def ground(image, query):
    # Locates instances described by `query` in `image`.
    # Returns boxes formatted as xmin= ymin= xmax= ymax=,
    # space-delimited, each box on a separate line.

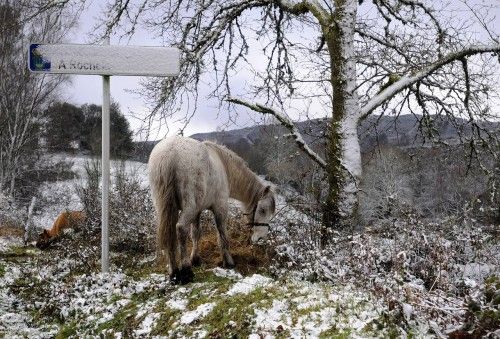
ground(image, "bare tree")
xmin=359 ymin=146 xmax=413 ymax=223
xmin=97 ymin=0 xmax=500 ymax=239
xmin=0 ymin=1 xmax=78 ymax=198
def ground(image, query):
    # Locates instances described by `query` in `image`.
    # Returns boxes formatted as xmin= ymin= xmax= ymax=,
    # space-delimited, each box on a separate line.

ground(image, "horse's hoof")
xmin=191 ymin=256 xmax=201 ymax=267
xmin=170 ymin=266 xmax=194 ymax=285
xmin=218 ymin=260 xmax=235 ymax=269
xmin=169 ymin=268 xmax=182 ymax=284
xmin=224 ymin=262 xmax=236 ymax=269
xmin=179 ymin=266 xmax=194 ymax=284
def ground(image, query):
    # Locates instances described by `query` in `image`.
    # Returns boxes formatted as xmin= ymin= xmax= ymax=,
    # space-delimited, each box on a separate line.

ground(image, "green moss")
xmin=0 ymin=245 xmax=37 ymax=259
xmin=201 ymin=286 xmax=276 ymax=337
xmin=289 ymin=302 xmax=323 ymax=326
xmin=55 ymin=321 xmax=77 ymax=339
xmin=0 ymin=263 xmax=5 ymax=278
xmin=485 ymin=275 xmax=500 ymax=291
xmin=477 ymin=308 xmax=500 ymax=334
xmin=150 ymin=303 xmax=181 ymax=336
xmin=319 ymin=326 xmax=352 ymax=338
xmin=107 ymin=294 xmax=122 ymax=304
xmin=362 ymin=312 xmax=401 ymax=338
xmin=96 ymin=300 xmax=138 ymax=335
xmin=124 ymin=262 xmax=161 ymax=279
xmin=185 ymin=270 xmax=235 ymax=310
xmin=152 ymin=270 xmax=278 ymax=337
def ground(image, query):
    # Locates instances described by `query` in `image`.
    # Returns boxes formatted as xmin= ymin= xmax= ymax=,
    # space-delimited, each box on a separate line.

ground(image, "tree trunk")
xmin=322 ymin=0 xmax=360 ymax=244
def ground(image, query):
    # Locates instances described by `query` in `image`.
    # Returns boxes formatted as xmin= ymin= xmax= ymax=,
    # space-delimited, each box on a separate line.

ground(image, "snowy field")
xmin=0 ymin=248 xmax=404 ymax=338
xmin=0 ymin=154 xmax=498 ymax=338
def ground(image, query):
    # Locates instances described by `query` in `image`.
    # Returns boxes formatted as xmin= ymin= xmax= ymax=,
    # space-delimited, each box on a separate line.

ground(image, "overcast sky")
xmin=61 ymin=0 xmax=500 ymax=141
xmin=60 ymin=1 xmax=240 ymax=140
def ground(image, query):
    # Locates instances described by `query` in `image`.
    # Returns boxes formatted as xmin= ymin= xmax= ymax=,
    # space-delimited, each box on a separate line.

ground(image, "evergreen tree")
xmin=45 ymin=102 xmax=84 ymax=151
xmin=80 ymin=102 xmax=134 ymax=158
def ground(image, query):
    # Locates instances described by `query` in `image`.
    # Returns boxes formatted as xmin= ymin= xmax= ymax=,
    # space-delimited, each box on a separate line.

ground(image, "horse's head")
xmin=35 ymin=229 xmax=52 ymax=249
xmin=248 ymin=185 xmax=276 ymax=243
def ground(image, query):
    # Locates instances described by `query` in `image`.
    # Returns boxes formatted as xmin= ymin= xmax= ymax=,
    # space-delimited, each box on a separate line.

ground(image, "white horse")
xmin=148 ymin=136 xmax=275 ymax=284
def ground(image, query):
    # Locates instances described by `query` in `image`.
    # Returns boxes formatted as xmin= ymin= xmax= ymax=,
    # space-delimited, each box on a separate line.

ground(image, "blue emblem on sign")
xmin=29 ymin=44 xmax=51 ymax=71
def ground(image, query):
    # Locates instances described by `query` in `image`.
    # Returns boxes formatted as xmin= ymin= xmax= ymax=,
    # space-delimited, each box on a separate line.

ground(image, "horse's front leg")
xmin=190 ymin=213 xmax=202 ymax=266
xmin=213 ymin=206 xmax=235 ymax=269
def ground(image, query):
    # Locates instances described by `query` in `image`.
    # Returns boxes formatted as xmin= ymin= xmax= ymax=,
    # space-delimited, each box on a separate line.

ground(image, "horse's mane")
xmin=203 ymin=140 xmax=265 ymax=209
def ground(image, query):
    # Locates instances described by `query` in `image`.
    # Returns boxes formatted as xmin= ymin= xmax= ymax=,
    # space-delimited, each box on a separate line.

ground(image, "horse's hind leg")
xmin=152 ymin=186 xmax=179 ymax=282
xmin=174 ymin=209 xmax=197 ymax=284
xmin=190 ymin=213 xmax=202 ymax=267
xmin=213 ymin=206 xmax=235 ymax=269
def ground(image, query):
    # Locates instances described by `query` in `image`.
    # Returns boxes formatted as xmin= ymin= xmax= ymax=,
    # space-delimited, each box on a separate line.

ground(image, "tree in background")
xmin=359 ymin=146 xmax=414 ymax=223
xmin=0 ymin=1 xmax=77 ymax=198
xmin=45 ymin=102 xmax=85 ymax=151
xmin=79 ymin=102 xmax=134 ymax=158
xmin=96 ymin=0 xmax=499 ymax=240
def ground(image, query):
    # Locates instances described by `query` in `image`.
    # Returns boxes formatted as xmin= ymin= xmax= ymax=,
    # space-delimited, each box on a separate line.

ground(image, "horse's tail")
xmin=150 ymin=162 xmax=179 ymax=270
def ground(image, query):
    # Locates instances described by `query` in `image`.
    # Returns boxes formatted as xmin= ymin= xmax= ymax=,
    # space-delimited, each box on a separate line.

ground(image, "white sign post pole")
xmin=28 ymin=42 xmax=179 ymax=274
xmin=101 ymin=36 xmax=111 ymax=273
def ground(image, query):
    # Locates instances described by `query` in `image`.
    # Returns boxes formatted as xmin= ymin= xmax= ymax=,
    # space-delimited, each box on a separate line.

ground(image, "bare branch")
xmin=360 ymin=44 xmax=500 ymax=119
xmin=226 ymin=97 xmax=327 ymax=169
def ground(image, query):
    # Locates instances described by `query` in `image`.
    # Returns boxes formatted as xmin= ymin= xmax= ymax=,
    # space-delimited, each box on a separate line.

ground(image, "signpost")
xmin=29 ymin=42 xmax=180 ymax=273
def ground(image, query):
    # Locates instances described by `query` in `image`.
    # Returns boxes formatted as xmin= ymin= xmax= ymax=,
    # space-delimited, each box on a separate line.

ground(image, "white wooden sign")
xmin=29 ymin=43 xmax=180 ymax=76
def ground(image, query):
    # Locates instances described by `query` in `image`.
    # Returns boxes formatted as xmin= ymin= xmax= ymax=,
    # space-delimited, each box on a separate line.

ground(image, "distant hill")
xmin=191 ymin=114 xmax=498 ymax=154
xmin=131 ymin=114 xmax=499 ymax=163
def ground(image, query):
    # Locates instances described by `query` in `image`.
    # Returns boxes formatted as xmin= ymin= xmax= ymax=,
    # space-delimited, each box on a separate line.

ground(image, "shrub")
xmin=269 ymin=197 xmax=499 ymax=332
xmin=76 ymin=160 xmax=155 ymax=254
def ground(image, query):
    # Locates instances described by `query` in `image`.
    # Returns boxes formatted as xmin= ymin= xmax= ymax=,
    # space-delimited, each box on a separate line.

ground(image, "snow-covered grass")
xmin=0 ymin=238 xmax=406 ymax=338
xmin=2 ymin=225 xmax=496 ymax=338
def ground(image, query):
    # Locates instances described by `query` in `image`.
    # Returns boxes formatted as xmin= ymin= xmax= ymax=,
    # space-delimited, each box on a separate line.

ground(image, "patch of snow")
xmin=294 ymin=306 xmax=338 ymax=337
xmin=226 ymin=274 xmax=273 ymax=296
xmin=211 ymin=267 xmax=243 ymax=279
xmin=402 ymin=303 xmax=413 ymax=322
xmin=180 ymin=303 xmax=215 ymax=325
xmin=134 ymin=312 xmax=160 ymax=337
xmin=461 ymin=263 xmax=494 ymax=282
xmin=166 ymin=298 xmax=188 ymax=311
xmin=135 ymin=299 xmax=159 ymax=320
xmin=0 ymin=237 xmax=23 ymax=252
xmin=192 ymin=329 xmax=208 ymax=338
xmin=0 ymin=249 xmax=58 ymax=338
xmin=253 ymin=300 xmax=291 ymax=335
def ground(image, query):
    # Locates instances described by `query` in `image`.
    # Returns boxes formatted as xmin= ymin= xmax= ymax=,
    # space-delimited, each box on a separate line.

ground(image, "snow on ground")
xmin=0 ymin=233 xmax=410 ymax=338
xmin=226 ymin=274 xmax=273 ymax=295
xmin=180 ymin=303 xmax=215 ymax=324
xmin=212 ymin=267 xmax=243 ymax=279
xmin=0 ymin=237 xmax=23 ymax=252
xmin=1 ymin=153 xmax=497 ymax=338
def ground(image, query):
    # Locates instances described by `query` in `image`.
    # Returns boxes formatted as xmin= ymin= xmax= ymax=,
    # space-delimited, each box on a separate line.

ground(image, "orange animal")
xmin=36 ymin=211 xmax=86 ymax=249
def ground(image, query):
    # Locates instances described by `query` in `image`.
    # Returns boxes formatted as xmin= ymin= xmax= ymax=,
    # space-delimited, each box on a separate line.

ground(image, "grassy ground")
xmin=1 ymin=214 xmax=498 ymax=338
xmin=0 ymin=226 xmax=406 ymax=339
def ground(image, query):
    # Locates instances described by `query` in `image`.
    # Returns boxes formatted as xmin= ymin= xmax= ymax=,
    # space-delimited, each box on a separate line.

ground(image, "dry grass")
xmin=34 ymin=209 xmax=274 ymax=277
xmin=0 ymin=226 xmax=24 ymax=237
xmin=190 ymin=211 xmax=273 ymax=275
xmin=0 ymin=216 xmax=24 ymax=237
